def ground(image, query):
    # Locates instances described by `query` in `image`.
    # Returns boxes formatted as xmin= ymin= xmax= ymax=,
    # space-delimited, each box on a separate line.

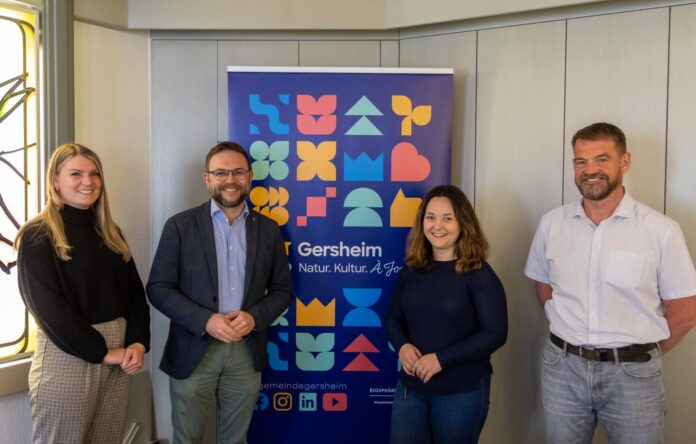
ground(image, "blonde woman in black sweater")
xmin=15 ymin=143 xmax=150 ymax=443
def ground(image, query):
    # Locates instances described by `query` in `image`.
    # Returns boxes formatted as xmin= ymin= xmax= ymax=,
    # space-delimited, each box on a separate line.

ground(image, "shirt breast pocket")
xmin=605 ymin=249 xmax=645 ymax=288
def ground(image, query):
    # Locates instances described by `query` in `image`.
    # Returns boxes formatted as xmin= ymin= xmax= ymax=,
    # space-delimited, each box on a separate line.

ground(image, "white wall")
xmin=74 ymin=0 xmax=128 ymax=28
xmin=385 ymin=0 xmax=604 ymax=28
xmin=128 ymin=0 xmax=385 ymax=30
xmin=73 ymin=21 xmax=151 ymax=269
xmin=125 ymin=0 xmax=607 ymax=30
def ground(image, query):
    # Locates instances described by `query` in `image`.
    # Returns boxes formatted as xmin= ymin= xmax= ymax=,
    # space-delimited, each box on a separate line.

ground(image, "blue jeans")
xmin=541 ymin=338 xmax=666 ymax=444
xmin=389 ymin=372 xmax=491 ymax=444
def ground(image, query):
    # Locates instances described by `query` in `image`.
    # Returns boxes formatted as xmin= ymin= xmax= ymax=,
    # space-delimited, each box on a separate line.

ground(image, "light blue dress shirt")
xmin=210 ymin=200 xmax=248 ymax=313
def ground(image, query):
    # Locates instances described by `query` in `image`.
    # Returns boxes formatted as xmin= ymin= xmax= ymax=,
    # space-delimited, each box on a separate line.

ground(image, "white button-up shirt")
xmin=525 ymin=192 xmax=696 ymax=347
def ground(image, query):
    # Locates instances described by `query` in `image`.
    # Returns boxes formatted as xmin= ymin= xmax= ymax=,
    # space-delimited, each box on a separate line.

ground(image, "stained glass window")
xmin=0 ymin=5 xmax=39 ymax=363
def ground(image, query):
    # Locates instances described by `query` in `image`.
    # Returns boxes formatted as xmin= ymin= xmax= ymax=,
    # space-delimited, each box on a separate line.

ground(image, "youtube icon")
xmin=322 ymin=393 xmax=347 ymax=411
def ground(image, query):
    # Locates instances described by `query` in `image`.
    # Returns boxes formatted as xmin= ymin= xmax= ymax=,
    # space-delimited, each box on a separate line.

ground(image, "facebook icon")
xmin=255 ymin=393 xmax=270 ymax=411
xmin=299 ymin=393 xmax=317 ymax=412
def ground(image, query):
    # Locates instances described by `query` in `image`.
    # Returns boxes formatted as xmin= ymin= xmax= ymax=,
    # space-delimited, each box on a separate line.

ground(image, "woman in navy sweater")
xmin=386 ymin=184 xmax=508 ymax=444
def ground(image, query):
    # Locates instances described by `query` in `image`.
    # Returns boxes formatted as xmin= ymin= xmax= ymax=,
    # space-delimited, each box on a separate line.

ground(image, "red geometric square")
xmin=306 ymin=197 xmax=327 ymax=217
xmin=325 ymin=187 xmax=337 ymax=198
xmin=297 ymin=216 xmax=307 ymax=226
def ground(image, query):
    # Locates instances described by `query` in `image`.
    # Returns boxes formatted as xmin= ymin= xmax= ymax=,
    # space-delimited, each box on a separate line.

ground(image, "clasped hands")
xmin=398 ymin=343 xmax=442 ymax=383
xmin=102 ymin=343 xmax=146 ymax=375
xmin=205 ymin=310 xmax=256 ymax=343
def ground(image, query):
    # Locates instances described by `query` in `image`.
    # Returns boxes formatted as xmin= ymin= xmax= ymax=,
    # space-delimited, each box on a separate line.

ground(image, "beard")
xmin=575 ymin=172 xmax=621 ymax=201
xmin=209 ymin=182 xmax=249 ymax=208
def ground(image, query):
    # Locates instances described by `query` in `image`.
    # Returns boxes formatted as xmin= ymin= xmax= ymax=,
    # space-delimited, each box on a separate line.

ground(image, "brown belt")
xmin=550 ymin=333 xmax=656 ymax=363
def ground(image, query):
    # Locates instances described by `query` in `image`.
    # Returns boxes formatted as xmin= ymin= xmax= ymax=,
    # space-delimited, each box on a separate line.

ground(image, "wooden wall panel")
xmin=476 ymin=21 xmax=566 ymax=444
xmin=380 ymin=40 xmax=399 ymax=67
xmin=150 ymin=40 xmax=218 ymax=442
xmin=399 ymin=32 xmax=477 ymax=200
xmin=298 ymin=40 xmax=381 ymax=66
xmin=565 ymin=9 xmax=669 ymax=210
xmin=664 ymin=4 xmax=696 ymax=444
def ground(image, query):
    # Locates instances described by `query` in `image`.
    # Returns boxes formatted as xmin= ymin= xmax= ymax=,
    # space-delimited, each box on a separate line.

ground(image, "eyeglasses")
xmin=206 ymin=168 xmax=251 ymax=181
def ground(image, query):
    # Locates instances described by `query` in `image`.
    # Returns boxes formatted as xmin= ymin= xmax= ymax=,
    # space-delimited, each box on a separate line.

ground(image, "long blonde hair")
xmin=405 ymin=184 xmax=488 ymax=274
xmin=14 ymin=143 xmax=132 ymax=261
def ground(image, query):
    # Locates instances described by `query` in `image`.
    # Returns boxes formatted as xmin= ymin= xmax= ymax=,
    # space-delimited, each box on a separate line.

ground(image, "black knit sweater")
xmin=17 ymin=205 xmax=150 ymax=363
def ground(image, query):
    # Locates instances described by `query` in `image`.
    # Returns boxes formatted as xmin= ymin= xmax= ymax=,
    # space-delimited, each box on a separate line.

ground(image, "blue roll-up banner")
xmin=228 ymin=67 xmax=453 ymax=443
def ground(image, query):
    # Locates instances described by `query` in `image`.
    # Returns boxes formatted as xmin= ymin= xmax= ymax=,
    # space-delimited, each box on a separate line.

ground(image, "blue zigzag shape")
xmin=249 ymin=94 xmax=289 ymax=135
xmin=267 ymin=332 xmax=289 ymax=370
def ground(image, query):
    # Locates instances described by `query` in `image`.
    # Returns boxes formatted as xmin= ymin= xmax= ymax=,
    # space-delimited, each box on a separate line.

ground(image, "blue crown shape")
xmin=344 ymin=152 xmax=384 ymax=181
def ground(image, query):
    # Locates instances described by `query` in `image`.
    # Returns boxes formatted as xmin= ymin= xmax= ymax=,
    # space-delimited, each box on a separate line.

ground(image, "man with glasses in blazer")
xmin=148 ymin=141 xmax=293 ymax=444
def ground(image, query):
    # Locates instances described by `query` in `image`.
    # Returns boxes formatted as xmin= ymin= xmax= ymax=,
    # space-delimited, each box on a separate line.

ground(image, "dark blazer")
xmin=147 ymin=201 xmax=293 ymax=379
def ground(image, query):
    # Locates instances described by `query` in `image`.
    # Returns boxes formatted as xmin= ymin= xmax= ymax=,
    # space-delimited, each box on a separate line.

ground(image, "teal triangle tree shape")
xmin=346 ymin=96 xmax=383 ymax=116
xmin=346 ymin=116 xmax=382 ymax=136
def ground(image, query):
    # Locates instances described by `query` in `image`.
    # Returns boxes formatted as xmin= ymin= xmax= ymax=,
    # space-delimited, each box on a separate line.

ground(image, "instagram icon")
xmin=273 ymin=392 xmax=293 ymax=411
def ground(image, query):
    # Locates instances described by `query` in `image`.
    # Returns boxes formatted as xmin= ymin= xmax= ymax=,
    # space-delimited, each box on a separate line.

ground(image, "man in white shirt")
xmin=525 ymin=122 xmax=696 ymax=444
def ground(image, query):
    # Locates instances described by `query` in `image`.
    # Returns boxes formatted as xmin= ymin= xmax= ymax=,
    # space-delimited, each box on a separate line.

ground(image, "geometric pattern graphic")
xmin=297 ymin=141 xmax=336 ymax=181
xmin=345 ymin=116 xmax=383 ymax=136
xmin=297 ymin=187 xmax=336 ymax=227
xmin=229 ymin=69 xmax=452 ymax=444
xmin=390 ymin=189 xmax=422 ymax=227
xmin=342 ymin=288 xmax=381 ymax=327
xmin=343 ymin=334 xmax=379 ymax=372
xmin=297 ymin=95 xmax=336 ymax=135
xmin=343 ymin=152 xmax=383 ymax=182
xmin=392 ymin=95 xmax=431 ymax=136
xmin=249 ymin=93 xmax=290 ymax=135
xmin=296 ymin=298 xmax=336 ymax=327
xmin=296 ymin=332 xmax=335 ymax=371
xmin=250 ymin=140 xmax=290 ymax=180
xmin=268 ymin=332 xmax=289 ymax=371
xmin=346 ymin=95 xmax=382 ymax=116
xmin=345 ymin=96 xmax=383 ymax=136
xmin=297 ymin=140 xmax=336 ymax=182
xmin=343 ymin=188 xmax=383 ymax=227
xmin=250 ymin=186 xmax=290 ymax=226
xmin=343 ymin=333 xmax=379 ymax=353
xmin=391 ymin=142 xmax=431 ymax=182
xmin=342 ymin=354 xmax=379 ymax=372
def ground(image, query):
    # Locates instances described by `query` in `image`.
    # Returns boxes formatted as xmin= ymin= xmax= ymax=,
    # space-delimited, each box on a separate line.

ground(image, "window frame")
xmin=0 ymin=0 xmax=73 ymax=397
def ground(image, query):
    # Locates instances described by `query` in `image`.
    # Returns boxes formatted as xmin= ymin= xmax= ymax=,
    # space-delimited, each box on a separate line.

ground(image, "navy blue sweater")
xmin=386 ymin=260 xmax=508 ymax=394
